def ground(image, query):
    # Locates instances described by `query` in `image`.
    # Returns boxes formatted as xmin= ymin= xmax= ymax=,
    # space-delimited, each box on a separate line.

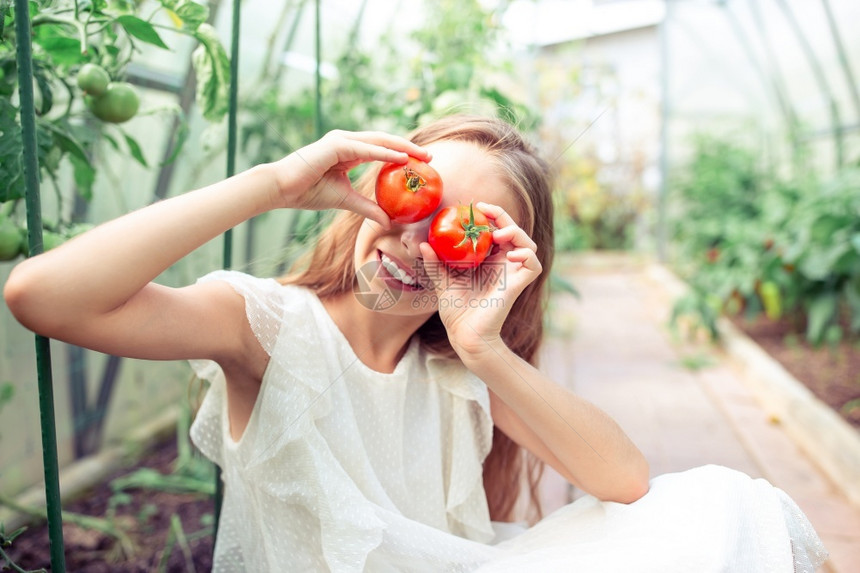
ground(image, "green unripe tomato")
xmin=42 ymin=230 xmax=65 ymax=252
xmin=77 ymin=63 xmax=111 ymax=97
xmin=87 ymin=82 xmax=140 ymax=124
xmin=18 ymin=226 xmax=28 ymax=257
xmin=0 ymin=216 xmax=21 ymax=261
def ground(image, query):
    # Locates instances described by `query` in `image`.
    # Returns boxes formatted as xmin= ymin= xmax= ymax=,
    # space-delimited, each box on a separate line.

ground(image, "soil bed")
xmin=729 ymin=314 xmax=860 ymax=430
xmin=3 ymin=439 xmax=214 ymax=572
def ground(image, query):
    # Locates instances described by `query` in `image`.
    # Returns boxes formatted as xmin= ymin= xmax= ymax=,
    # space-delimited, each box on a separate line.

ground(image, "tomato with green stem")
xmin=428 ymin=202 xmax=493 ymax=269
xmin=375 ymin=157 xmax=443 ymax=224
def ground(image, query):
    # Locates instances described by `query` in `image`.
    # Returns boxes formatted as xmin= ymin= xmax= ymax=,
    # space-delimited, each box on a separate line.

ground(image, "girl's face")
xmin=353 ymin=140 xmax=522 ymax=316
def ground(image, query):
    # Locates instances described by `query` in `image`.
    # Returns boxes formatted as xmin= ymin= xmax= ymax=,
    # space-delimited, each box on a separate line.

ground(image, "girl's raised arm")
xmin=3 ymin=131 xmax=429 ymax=367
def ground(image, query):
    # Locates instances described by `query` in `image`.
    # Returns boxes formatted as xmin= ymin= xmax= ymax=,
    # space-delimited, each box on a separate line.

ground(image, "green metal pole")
xmin=222 ymin=0 xmax=241 ymax=272
xmin=314 ymin=0 xmax=323 ymax=139
xmin=13 ymin=0 xmax=66 ymax=569
xmin=214 ymin=0 xmax=241 ymax=547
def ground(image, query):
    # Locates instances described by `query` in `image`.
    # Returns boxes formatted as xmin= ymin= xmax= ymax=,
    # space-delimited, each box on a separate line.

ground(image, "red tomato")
xmin=428 ymin=203 xmax=493 ymax=269
xmin=375 ymin=157 xmax=443 ymax=224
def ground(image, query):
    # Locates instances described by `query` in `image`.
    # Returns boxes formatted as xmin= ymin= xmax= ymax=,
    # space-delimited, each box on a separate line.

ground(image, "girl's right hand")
xmin=271 ymin=130 xmax=432 ymax=228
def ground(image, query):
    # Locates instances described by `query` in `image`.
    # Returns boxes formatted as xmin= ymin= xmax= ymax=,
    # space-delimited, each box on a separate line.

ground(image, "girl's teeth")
xmin=380 ymin=254 xmax=416 ymax=285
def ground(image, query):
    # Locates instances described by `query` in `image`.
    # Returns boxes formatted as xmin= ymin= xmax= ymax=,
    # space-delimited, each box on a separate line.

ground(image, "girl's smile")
xmin=353 ymin=139 xmax=520 ymax=311
xmin=376 ymin=249 xmax=425 ymax=291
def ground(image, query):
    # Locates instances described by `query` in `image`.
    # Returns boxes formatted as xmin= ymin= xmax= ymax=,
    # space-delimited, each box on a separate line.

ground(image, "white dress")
xmin=189 ymin=271 xmax=829 ymax=572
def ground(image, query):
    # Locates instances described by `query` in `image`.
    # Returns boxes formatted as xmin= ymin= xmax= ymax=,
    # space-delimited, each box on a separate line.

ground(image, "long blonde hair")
xmin=282 ymin=115 xmax=555 ymax=522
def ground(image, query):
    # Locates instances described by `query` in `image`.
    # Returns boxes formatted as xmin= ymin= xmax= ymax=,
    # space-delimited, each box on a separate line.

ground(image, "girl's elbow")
xmin=621 ymin=476 xmax=651 ymax=504
xmin=595 ymin=460 xmax=650 ymax=504
xmin=4 ymin=268 xmax=31 ymax=321
xmin=617 ymin=461 xmax=651 ymax=504
xmin=3 ymin=264 xmax=52 ymax=334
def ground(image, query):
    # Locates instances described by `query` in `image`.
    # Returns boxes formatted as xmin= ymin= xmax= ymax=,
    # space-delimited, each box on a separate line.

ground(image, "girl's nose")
xmin=400 ymin=219 xmax=432 ymax=258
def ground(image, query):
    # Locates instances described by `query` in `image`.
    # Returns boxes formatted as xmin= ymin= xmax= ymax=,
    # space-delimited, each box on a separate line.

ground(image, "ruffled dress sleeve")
xmin=188 ymin=269 xmax=284 ymax=468
xmin=428 ymin=356 xmax=495 ymax=541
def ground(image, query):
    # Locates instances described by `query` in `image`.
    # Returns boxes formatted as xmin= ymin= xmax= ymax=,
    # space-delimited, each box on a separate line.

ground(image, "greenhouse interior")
xmin=0 ymin=0 xmax=858 ymax=570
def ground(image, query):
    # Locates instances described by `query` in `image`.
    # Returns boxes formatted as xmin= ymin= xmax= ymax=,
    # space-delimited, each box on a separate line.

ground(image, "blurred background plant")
xmin=553 ymin=150 xmax=650 ymax=251
xmin=668 ymin=133 xmax=860 ymax=347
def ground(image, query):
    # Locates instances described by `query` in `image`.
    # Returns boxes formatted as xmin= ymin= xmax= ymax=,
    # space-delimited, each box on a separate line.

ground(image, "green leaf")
xmin=191 ymin=23 xmax=230 ymax=122
xmin=174 ymin=0 xmax=209 ymax=31
xmin=799 ymin=243 xmax=850 ymax=281
xmin=122 ymin=132 xmax=147 ymax=167
xmin=0 ymin=381 xmax=14 ymax=408
xmin=101 ymin=131 xmax=121 ymax=152
xmin=845 ymin=281 xmax=860 ymax=334
xmin=34 ymin=25 xmax=85 ymax=65
xmin=806 ymin=294 xmax=837 ymax=345
xmin=32 ymin=66 xmax=53 ymax=115
xmin=70 ymin=153 xmax=95 ymax=200
xmin=0 ymin=57 xmax=17 ymax=97
xmin=809 ymin=214 xmax=845 ymax=243
xmin=160 ymin=114 xmax=189 ymax=165
xmin=116 ymin=15 xmax=170 ymax=49
xmin=38 ymin=120 xmax=89 ymax=164
xmin=549 ymin=272 xmax=580 ymax=298
xmin=0 ymin=98 xmax=24 ymax=202
xmin=823 ymin=324 xmax=843 ymax=348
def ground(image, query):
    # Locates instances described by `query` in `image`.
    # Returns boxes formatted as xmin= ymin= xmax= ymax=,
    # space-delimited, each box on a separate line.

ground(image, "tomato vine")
xmin=0 ymin=0 xmax=230 ymax=259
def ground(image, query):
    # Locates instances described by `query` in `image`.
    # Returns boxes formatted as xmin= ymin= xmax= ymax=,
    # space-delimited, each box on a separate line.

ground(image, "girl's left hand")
xmin=418 ymin=201 xmax=542 ymax=358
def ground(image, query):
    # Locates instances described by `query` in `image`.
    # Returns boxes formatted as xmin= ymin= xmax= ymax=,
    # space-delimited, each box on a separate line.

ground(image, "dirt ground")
xmin=731 ymin=315 xmax=860 ymax=429
xmin=3 ymin=439 xmax=214 ymax=572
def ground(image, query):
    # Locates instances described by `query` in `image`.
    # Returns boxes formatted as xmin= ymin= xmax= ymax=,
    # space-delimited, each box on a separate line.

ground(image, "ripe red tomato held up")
xmin=375 ymin=157 xmax=443 ymax=224
xmin=428 ymin=202 xmax=493 ymax=269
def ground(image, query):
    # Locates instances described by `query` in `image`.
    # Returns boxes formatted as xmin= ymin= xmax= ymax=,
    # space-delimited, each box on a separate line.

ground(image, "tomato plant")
xmin=670 ymin=134 xmax=860 ymax=346
xmin=375 ymin=157 xmax=443 ymax=224
xmin=0 ymin=1 xmax=230 ymax=260
xmin=428 ymin=202 xmax=493 ymax=269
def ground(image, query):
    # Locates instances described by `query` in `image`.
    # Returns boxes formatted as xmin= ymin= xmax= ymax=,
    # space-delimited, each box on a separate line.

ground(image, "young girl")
xmin=5 ymin=116 xmax=827 ymax=571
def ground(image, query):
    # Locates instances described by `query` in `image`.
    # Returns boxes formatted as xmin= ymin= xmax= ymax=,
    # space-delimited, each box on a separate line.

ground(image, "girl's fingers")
xmin=339 ymin=139 xmax=411 ymax=166
xmin=330 ymin=130 xmax=430 ymax=164
xmin=346 ymin=130 xmax=432 ymax=162
xmin=339 ymin=192 xmax=391 ymax=230
xmin=476 ymin=201 xmax=517 ymax=229
xmin=506 ymin=247 xmax=542 ymax=273
xmin=476 ymin=202 xmax=537 ymax=249
xmin=418 ymin=242 xmax=447 ymax=292
xmin=492 ymin=225 xmax=537 ymax=252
